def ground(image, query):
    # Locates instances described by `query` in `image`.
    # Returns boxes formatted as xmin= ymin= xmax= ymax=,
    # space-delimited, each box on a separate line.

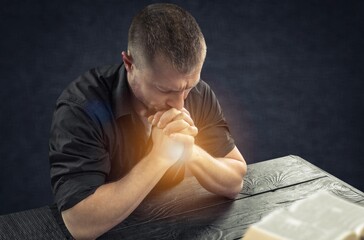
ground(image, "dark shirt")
xmin=49 ymin=64 xmax=235 ymax=211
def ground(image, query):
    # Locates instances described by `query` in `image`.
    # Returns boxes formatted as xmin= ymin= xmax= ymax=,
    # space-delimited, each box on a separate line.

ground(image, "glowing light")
xmin=165 ymin=138 xmax=184 ymax=161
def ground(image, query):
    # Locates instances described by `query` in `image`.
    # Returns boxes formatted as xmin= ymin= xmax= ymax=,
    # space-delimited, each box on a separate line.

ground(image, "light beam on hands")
xmin=165 ymin=137 xmax=184 ymax=161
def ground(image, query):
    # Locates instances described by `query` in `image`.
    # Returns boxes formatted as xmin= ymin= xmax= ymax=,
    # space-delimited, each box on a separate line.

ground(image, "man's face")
xmin=127 ymin=55 xmax=202 ymax=117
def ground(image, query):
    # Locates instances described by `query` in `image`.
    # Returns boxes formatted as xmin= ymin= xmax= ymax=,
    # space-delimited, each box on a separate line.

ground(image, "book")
xmin=243 ymin=191 xmax=364 ymax=240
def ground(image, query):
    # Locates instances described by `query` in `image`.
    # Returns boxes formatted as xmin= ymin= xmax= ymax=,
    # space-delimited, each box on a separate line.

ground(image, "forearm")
xmin=62 ymin=155 xmax=170 ymax=240
xmin=187 ymin=145 xmax=246 ymax=199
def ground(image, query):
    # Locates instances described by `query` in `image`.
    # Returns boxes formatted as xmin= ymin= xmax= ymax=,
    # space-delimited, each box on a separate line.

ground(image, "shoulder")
xmin=187 ymin=79 xmax=218 ymax=106
xmin=190 ymin=79 xmax=211 ymax=95
xmin=53 ymin=64 xmax=123 ymax=130
xmin=186 ymin=79 xmax=222 ymax=122
xmin=57 ymin=64 xmax=122 ymax=106
xmin=187 ymin=79 xmax=215 ymax=103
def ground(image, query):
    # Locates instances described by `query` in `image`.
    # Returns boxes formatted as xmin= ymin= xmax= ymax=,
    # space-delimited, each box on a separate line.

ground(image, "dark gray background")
xmin=0 ymin=0 xmax=363 ymax=215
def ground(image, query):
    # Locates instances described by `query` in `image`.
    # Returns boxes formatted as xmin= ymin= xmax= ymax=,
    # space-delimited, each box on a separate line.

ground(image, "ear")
xmin=121 ymin=51 xmax=133 ymax=73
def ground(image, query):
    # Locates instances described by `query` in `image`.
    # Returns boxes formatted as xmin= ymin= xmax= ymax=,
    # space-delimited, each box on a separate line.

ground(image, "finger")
xmin=169 ymin=133 xmax=195 ymax=145
xmin=184 ymin=126 xmax=198 ymax=137
xmin=172 ymin=111 xmax=194 ymax=126
xmin=167 ymin=124 xmax=198 ymax=137
xmin=163 ymin=123 xmax=198 ymax=137
xmin=181 ymin=108 xmax=191 ymax=116
xmin=148 ymin=115 xmax=154 ymax=123
xmin=162 ymin=115 xmax=198 ymax=136
xmin=152 ymin=111 xmax=164 ymax=126
xmin=158 ymin=108 xmax=181 ymax=128
xmin=163 ymin=120 xmax=190 ymax=135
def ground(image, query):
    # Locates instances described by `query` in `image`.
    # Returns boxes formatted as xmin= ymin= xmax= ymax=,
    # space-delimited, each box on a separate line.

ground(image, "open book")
xmin=243 ymin=191 xmax=364 ymax=240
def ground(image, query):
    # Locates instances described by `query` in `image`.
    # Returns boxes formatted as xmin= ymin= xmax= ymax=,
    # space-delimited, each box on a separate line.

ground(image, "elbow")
xmin=68 ymin=231 xmax=95 ymax=240
xmin=226 ymin=178 xmax=244 ymax=199
xmin=67 ymin=228 xmax=96 ymax=240
xmin=226 ymin=161 xmax=246 ymax=199
xmin=225 ymin=191 xmax=240 ymax=200
xmin=240 ymin=160 xmax=247 ymax=179
xmin=233 ymin=159 xmax=247 ymax=197
xmin=222 ymin=172 xmax=245 ymax=200
xmin=62 ymin=210 xmax=98 ymax=240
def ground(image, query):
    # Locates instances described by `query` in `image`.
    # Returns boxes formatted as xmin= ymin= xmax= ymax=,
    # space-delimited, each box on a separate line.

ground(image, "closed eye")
xmin=156 ymin=81 xmax=197 ymax=93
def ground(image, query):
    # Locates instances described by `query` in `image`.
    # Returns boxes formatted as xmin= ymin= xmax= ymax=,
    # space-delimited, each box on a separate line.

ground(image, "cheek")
xmin=141 ymin=89 xmax=162 ymax=105
xmin=130 ymin=77 xmax=142 ymax=97
xmin=183 ymin=89 xmax=191 ymax=99
xmin=151 ymin=93 xmax=168 ymax=104
xmin=150 ymin=93 xmax=170 ymax=109
xmin=136 ymin=82 xmax=152 ymax=101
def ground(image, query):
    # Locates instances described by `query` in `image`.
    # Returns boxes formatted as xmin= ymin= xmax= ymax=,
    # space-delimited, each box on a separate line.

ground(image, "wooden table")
xmin=1 ymin=155 xmax=363 ymax=239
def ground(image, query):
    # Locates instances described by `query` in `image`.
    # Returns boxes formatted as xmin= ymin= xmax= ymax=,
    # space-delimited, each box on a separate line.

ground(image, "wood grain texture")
xmin=99 ymin=155 xmax=364 ymax=239
xmin=106 ymin=155 xmax=327 ymax=232
xmin=292 ymin=155 xmax=364 ymax=199
xmin=106 ymin=177 xmax=233 ymax=232
xmin=242 ymin=155 xmax=326 ymax=196
xmin=99 ymin=176 xmax=364 ymax=240
xmin=1 ymin=155 xmax=362 ymax=240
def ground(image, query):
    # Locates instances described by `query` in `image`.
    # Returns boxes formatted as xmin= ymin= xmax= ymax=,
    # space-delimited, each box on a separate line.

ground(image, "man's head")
xmin=122 ymin=3 xmax=207 ymax=117
xmin=127 ymin=3 xmax=206 ymax=73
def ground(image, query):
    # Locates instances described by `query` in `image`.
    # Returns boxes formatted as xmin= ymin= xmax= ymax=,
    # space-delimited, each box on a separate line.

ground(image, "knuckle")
xmin=173 ymin=112 xmax=184 ymax=121
xmin=190 ymin=127 xmax=198 ymax=136
xmin=172 ymin=108 xmax=181 ymax=114
xmin=154 ymin=112 xmax=162 ymax=121
xmin=181 ymin=121 xmax=190 ymax=129
xmin=168 ymin=108 xmax=179 ymax=117
xmin=156 ymin=114 xmax=162 ymax=121
xmin=181 ymin=108 xmax=190 ymax=115
xmin=182 ymin=112 xmax=189 ymax=120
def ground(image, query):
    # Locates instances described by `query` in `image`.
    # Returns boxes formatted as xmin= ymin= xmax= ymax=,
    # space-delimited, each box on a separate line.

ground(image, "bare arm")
xmin=152 ymin=108 xmax=247 ymax=199
xmin=187 ymin=145 xmax=247 ymax=199
xmin=61 ymin=127 xmax=187 ymax=240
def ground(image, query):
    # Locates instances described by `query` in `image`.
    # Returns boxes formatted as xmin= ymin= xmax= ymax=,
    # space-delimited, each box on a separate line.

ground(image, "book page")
xmin=289 ymin=191 xmax=364 ymax=238
xmin=251 ymin=208 xmax=356 ymax=240
xmin=243 ymin=191 xmax=364 ymax=240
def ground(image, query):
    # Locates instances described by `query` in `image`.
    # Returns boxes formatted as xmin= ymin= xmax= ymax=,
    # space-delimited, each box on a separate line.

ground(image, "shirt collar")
xmin=112 ymin=64 xmax=133 ymax=119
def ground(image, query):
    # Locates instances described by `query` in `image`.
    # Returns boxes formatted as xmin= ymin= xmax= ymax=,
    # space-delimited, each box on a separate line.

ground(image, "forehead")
xmin=144 ymin=55 xmax=202 ymax=90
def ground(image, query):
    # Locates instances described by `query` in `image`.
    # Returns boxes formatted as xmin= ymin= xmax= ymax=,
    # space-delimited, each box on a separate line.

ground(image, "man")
xmin=49 ymin=3 xmax=246 ymax=239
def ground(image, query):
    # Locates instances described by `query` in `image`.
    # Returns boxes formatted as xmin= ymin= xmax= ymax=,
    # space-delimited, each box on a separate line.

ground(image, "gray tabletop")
xmin=1 ymin=155 xmax=363 ymax=240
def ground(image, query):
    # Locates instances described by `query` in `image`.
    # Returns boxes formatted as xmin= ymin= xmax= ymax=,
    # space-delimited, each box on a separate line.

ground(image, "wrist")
xmin=187 ymin=144 xmax=204 ymax=168
xmin=144 ymin=151 xmax=172 ymax=172
xmin=146 ymin=148 xmax=180 ymax=171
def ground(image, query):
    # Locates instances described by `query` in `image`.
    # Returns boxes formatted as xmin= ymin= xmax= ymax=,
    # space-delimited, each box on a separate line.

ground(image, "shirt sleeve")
xmin=191 ymin=81 xmax=236 ymax=158
xmin=49 ymin=100 xmax=110 ymax=212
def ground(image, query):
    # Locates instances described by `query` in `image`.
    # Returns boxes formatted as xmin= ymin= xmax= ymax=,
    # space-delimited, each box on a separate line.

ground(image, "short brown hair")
xmin=128 ymin=3 xmax=206 ymax=73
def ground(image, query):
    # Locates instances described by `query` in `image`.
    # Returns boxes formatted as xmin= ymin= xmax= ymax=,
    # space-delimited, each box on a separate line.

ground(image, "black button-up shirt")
xmin=49 ymin=64 xmax=235 ymax=211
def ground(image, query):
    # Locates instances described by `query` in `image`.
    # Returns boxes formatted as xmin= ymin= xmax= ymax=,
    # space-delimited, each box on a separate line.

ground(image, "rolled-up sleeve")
xmin=192 ymin=82 xmax=235 ymax=158
xmin=49 ymin=101 xmax=110 ymax=211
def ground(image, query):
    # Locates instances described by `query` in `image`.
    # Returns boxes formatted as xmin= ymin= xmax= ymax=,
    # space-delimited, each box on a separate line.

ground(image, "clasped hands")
xmin=147 ymin=108 xmax=198 ymax=166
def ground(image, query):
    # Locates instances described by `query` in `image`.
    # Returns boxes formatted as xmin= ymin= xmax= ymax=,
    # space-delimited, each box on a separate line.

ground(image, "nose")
xmin=166 ymin=91 xmax=185 ymax=110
